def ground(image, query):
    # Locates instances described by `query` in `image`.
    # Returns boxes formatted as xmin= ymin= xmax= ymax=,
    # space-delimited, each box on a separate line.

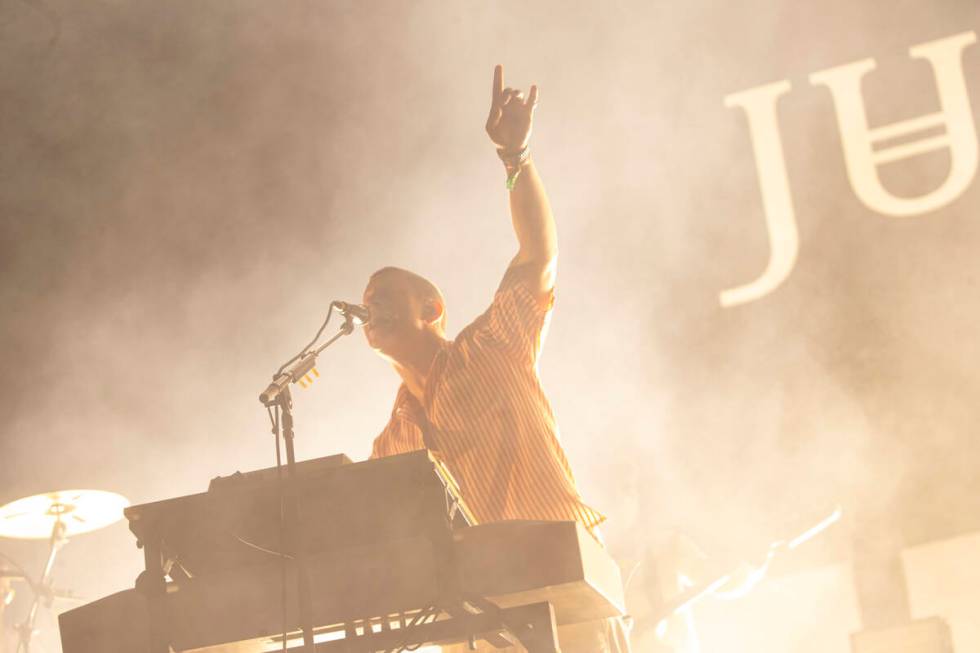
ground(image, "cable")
xmin=233 ymin=536 xmax=292 ymax=560
xmin=274 ymin=305 xmax=338 ymax=376
xmin=384 ymin=606 xmax=439 ymax=653
xmin=401 ymin=609 xmax=439 ymax=651
xmin=381 ymin=608 xmax=430 ymax=653
xmin=623 ymin=559 xmax=643 ymax=593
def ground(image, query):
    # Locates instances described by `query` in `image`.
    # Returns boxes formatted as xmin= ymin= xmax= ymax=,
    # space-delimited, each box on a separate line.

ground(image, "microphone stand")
xmin=258 ymin=311 xmax=358 ymax=653
xmin=259 ymin=311 xmax=357 ymax=407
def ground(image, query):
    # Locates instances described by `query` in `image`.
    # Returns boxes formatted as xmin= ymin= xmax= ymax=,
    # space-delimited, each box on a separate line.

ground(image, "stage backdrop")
xmin=0 ymin=1 xmax=978 ymax=651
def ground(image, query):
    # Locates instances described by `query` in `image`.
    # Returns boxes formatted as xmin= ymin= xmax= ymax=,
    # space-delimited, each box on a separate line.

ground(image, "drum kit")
xmin=0 ymin=489 xmax=129 ymax=653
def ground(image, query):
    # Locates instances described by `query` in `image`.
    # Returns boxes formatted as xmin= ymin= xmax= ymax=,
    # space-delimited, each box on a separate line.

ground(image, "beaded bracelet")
xmin=497 ymin=146 xmax=531 ymax=190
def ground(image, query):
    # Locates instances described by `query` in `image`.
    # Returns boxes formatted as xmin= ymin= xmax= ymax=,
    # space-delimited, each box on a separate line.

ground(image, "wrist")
xmin=497 ymin=146 xmax=531 ymax=191
xmin=497 ymin=145 xmax=531 ymax=170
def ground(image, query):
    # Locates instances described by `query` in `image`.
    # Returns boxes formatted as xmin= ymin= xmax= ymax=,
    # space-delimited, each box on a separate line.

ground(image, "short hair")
xmin=369 ymin=267 xmax=447 ymax=331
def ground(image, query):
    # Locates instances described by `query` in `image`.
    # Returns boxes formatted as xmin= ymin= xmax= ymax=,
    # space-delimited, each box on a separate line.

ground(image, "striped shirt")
xmin=370 ymin=267 xmax=605 ymax=536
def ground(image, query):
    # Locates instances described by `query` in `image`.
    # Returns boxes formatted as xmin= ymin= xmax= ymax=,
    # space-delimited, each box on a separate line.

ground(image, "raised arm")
xmin=485 ymin=65 xmax=557 ymax=299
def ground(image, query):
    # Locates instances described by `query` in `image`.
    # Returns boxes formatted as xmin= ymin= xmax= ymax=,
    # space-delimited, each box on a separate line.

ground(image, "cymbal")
xmin=0 ymin=490 xmax=129 ymax=540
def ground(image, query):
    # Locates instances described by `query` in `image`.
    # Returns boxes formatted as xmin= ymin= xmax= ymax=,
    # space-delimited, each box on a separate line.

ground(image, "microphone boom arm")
xmin=258 ymin=314 xmax=356 ymax=407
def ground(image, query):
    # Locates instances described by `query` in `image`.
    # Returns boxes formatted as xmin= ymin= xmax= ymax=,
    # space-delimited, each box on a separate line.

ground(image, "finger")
xmin=492 ymin=64 xmax=503 ymax=107
xmin=486 ymin=69 xmax=505 ymax=130
xmin=525 ymin=84 xmax=538 ymax=109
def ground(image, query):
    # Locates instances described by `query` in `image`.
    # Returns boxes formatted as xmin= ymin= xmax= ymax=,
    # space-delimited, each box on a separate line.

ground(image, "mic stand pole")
xmin=260 ymin=315 xmax=356 ymax=653
xmin=276 ymin=385 xmax=317 ymax=653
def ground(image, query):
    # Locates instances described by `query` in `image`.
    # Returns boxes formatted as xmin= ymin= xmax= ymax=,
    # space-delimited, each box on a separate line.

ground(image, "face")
xmin=361 ymin=272 xmax=426 ymax=358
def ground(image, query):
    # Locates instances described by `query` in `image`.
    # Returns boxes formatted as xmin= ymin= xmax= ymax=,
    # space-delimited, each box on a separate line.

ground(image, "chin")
xmin=365 ymin=325 xmax=401 ymax=356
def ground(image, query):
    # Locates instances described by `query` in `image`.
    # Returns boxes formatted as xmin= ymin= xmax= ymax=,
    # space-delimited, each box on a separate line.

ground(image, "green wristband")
xmin=499 ymin=146 xmax=530 ymax=190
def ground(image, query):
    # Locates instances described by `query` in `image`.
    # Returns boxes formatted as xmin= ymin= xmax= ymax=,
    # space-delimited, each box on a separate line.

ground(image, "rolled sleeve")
xmin=471 ymin=271 xmax=554 ymax=364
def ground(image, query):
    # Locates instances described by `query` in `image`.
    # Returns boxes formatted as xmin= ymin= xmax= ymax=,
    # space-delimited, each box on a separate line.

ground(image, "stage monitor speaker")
xmin=851 ymin=617 xmax=953 ymax=653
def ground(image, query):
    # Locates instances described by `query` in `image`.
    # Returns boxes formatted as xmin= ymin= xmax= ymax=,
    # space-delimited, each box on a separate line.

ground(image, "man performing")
xmin=364 ymin=65 xmax=630 ymax=653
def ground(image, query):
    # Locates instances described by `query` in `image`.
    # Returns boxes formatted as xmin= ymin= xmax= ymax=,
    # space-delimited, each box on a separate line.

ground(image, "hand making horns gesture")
xmin=485 ymin=64 xmax=538 ymax=153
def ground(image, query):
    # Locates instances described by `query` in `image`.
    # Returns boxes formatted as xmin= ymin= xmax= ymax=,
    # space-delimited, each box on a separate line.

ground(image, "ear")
xmin=422 ymin=299 xmax=445 ymax=327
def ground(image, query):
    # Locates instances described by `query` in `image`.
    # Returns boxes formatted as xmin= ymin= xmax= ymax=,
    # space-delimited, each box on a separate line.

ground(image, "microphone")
xmin=332 ymin=301 xmax=371 ymax=325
